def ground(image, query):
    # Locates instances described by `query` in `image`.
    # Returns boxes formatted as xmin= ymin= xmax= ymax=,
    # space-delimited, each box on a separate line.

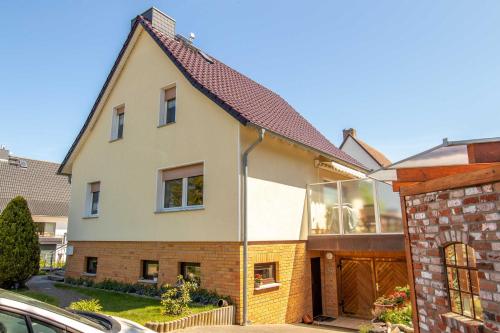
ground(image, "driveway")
xmin=182 ymin=324 xmax=355 ymax=333
xmin=26 ymin=275 xmax=88 ymax=307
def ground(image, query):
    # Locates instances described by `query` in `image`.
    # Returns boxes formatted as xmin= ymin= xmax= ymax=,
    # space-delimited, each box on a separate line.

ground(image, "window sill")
xmin=440 ymin=312 xmax=483 ymax=332
xmin=155 ymin=206 xmax=204 ymax=214
xmin=82 ymin=215 xmax=99 ymax=220
xmin=109 ymin=137 xmax=123 ymax=143
xmin=138 ymin=279 xmax=157 ymax=284
xmin=157 ymin=122 xmax=176 ymax=128
xmin=254 ymin=282 xmax=281 ymax=291
xmin=82 ymin=272 xmax=96 ymax=277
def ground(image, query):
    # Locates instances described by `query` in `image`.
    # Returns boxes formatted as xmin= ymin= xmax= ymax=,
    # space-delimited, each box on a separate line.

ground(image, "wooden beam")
xmin=396 ymin=163 xmax=494 ymax=182
xmin=392 ymin=181 xmax=420 ymax=192
xmin=467 ymin=142 xmax=500 ymax=163
xmin=399 ymin=164 xmax=500 ymax=196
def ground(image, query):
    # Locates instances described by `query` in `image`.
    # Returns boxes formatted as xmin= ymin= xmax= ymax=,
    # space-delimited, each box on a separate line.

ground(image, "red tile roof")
xmin=59 ymin=17 xmax=365 ymax=174
xmin=140 ymin=18 xmax=364 ymax=169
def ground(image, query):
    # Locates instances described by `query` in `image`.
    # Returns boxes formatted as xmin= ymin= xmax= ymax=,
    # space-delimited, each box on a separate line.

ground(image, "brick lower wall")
xmin=66 ymin=240 xmax=313 ymax=324
xmin=404 ymin=182 xmax=500 ymax=333
xmin=246 ymin=241 xmax=313 ymax=324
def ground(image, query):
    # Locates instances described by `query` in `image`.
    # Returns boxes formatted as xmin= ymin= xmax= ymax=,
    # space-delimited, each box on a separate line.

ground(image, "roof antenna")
xmin=189 ymin=32 xmax=196 ymax=43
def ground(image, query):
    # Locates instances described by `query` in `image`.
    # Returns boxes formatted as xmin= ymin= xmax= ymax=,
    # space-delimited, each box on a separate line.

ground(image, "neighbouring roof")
xmin=59 ymin=16 xmax=365 ymax=174
xmin=0 ymin=157 xmax=70 ymax=216
xmin=370 ymin=137 xmax=500 ymax=182
xmin=340 ymin=134 xmax=391 ymax=168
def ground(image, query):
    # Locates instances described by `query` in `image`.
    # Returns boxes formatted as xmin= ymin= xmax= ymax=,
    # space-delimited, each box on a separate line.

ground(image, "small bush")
xmin=379 ymin=305 xmax=412 ymax=327
xmin=69 ymin=299 xmax=102 ymax=312
xmin=161 ymin=276 xmax=197 ymax=315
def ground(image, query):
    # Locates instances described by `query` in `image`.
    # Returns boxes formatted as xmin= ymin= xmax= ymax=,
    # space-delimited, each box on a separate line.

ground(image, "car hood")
xmin=111 ymin=316 xmax=156 ymax=333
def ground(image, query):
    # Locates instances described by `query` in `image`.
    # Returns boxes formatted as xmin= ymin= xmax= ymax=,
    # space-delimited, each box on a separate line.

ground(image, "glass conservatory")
xmin=308 ymin=178 xmax=403 ymax=236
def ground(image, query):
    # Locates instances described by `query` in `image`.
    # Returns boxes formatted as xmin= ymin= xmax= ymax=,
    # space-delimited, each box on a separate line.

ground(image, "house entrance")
xmin=339 ymin=257 xmax=407 ymax=318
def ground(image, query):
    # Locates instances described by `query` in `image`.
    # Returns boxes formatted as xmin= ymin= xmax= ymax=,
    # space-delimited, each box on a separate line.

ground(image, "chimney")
xmin=136 ymin=7 xmax=176 ymax=39
xmin=343 ymin=128 xmax=357 ymax=140
xmin=0 ymin=146 xmax=9 ymax=161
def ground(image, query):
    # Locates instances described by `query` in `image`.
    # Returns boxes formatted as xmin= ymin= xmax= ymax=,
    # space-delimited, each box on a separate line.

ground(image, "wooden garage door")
xmin=375 ymin=259 xmax=408 ymax=298
xmin=340 ymin=258 xmax=375 ymax=318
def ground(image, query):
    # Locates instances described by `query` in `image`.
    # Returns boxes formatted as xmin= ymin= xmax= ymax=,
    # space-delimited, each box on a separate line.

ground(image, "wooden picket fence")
xmin=145 ymin=305 xmax=235 ymax=332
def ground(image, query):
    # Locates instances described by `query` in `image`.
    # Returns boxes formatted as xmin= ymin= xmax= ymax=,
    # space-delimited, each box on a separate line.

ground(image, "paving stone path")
xmin=26 ymin=275 xmax=89 ymax=307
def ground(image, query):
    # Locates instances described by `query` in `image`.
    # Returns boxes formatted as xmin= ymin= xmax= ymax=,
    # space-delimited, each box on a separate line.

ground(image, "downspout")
xmin=241 ymin=127 xmax=265 ymax=326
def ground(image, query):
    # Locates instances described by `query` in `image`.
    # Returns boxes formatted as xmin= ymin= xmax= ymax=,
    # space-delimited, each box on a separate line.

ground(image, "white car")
xmin=0 ymin=289 xmax=155 ymax=333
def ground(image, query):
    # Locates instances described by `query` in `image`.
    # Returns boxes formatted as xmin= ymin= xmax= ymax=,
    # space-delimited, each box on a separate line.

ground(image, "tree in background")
xmin=0 ymin=196 xmax=40 ymax=288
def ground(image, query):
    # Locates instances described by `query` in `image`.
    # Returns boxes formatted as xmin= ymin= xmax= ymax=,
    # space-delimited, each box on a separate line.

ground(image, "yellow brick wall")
xmin=66 ymin=241 xmax=315 ymax=324
xmin=244 ymin=241 xmax=314 ymax=324
xmin=66 ymin=241 xmax=241 ymax=307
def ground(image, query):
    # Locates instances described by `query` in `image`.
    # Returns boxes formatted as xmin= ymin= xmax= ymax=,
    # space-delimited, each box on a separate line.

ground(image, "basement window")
xmin=85 ymin=257 xmax=98 ymax=275
xmin=180 ymin=262 xmax=201 ymax=284
xmin=141 ymin=260 xmax=159 ymax=282
xmin=254 ymin=262 xmax=277 ymax=286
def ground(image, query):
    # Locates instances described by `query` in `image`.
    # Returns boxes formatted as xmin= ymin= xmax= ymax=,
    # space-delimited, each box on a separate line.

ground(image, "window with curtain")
xmin=444 ymin=243 xmax=482 ymax=320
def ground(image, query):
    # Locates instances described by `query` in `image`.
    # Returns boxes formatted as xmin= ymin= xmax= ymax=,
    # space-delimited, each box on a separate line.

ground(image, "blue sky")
xmin=0 ymin=1 xmax=499 ymax=163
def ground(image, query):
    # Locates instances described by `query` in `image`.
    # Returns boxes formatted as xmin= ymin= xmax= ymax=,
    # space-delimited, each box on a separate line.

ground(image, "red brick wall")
xmin=404 ymin=182 xmax=500 ymax=333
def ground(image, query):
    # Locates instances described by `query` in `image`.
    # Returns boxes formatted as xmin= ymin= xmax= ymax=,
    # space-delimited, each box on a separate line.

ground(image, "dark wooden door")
xmin=310 ymin=257 xmax=323 ymax=317
xmin=375 ymin=259 xmax=408 ymax=298
xmin=340 ymin=258 xmax=376 ymax=319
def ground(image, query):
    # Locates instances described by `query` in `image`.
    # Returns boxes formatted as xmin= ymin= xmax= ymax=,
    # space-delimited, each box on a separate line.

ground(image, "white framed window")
xmin=85 ymin=181 xmax=100 ymax=217
xmin=159 ymin=86 xmax=176 ymax=126
xmin=157 ymin=163 xmax=204 ymax=212
xmin=111 ymin=105 xmax=125 ymax=140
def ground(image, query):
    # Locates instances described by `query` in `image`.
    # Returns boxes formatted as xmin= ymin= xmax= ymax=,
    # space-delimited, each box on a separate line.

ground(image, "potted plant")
xmin=254 ymin=274 xmax=263 ymax=288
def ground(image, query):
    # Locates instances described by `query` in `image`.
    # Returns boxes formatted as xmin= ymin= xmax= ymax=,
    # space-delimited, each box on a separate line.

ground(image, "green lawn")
xmin=13 ymin=290 xmax=59 ymax=306
xmin=54 ymin=283 xmax=215 ymax=325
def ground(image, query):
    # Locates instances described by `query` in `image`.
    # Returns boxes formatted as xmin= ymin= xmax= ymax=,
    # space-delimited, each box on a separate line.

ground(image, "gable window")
xmin=86 ymin=182 xmax=100 ymax=216
xmin=254 ymin=262 xmax=277 ymax=286
xmin=180 ymin=262 xmax=201 ymax=284
xmin=159 ymin=86 xmax=176 ymax=126
xmin=159 ymin=163 xmax=204 ymax=211
xmin=85 ymin=257 xmax=98 ymax=274
xmin=444 ymin=243 xmax=482 ymax=320
xmin=142 ymin=260 xmax=159 ymax=281
xmin=111 ymin=105 xmax=125 ymax=140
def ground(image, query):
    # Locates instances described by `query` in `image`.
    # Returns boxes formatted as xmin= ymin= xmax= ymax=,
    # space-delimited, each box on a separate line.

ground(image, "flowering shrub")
xmin=375 ymin=285 xmax=409 ymax=306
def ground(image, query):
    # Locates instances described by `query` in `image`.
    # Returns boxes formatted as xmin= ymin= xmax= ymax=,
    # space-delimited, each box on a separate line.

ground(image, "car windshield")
xmin=0 ymin=289 xmax=107 ymax=331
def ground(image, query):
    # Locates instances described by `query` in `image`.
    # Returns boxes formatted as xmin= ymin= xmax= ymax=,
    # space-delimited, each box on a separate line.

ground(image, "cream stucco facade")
xmin=65 ymin=25 xmax=358 ymax=245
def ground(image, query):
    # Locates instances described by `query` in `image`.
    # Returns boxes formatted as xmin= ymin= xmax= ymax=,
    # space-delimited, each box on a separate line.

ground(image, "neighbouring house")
xmin=371 ymin=138 xmax=500 ymax=333
xmin=0 ymin=147 xmax=70 ymax=266
xmin=59 ymin=7 xmax=408 ymax=324
xmin=340 ymin=128 xmax=391 ymax=171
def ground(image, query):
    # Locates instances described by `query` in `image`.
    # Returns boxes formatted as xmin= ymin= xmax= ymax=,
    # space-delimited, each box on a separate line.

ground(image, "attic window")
xmin=198 ymin=50 xmax=214 ymax=64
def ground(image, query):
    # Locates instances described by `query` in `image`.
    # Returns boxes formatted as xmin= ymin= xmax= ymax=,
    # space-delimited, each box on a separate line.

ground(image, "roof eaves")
xmin=247 ymin=124 xmax=368 ymax=173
